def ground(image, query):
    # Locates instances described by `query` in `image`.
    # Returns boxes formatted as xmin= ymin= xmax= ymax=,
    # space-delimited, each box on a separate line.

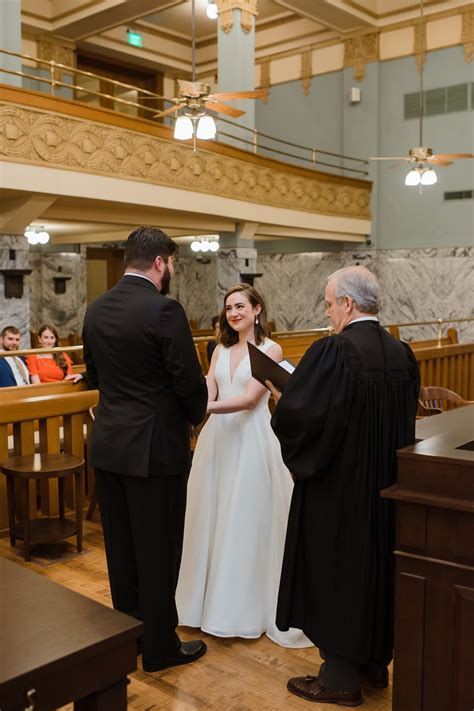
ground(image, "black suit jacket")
xmin=82 ymin=275 xmax=207 ymax=478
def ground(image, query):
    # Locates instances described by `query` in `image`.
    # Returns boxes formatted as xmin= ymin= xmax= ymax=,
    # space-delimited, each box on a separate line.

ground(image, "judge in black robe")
xmin=270 ymin=266 xmax=419 ymax=706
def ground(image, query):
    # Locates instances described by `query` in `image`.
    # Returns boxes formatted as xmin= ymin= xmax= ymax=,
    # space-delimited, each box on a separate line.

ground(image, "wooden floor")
xmin=0 ymin=521 xmax=392 ymax=710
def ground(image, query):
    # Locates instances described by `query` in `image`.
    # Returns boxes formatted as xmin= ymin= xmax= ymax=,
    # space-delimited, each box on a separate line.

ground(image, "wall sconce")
xmin=53 ymin=276 xmax=71 ymax=294
xmin=1 ymin=269 xmax=32 ymax=298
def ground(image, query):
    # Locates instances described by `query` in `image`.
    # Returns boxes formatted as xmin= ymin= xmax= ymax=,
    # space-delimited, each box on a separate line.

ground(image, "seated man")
xmin=0 ymin=325 xmax=30 ymax=387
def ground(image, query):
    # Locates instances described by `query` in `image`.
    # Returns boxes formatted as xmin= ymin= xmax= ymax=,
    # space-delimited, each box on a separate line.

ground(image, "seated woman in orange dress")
xmin=26 ymin=324 xmax=77 ymax=383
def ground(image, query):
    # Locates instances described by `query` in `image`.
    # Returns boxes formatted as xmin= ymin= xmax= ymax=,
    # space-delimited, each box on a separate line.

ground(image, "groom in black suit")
xmin=82 ymin=226 xmax=208 ymax=672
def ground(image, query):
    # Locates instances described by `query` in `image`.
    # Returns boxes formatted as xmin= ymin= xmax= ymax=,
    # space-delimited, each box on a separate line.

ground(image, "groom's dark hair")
xmin=125 ymin=226 xmax=177 ymax=270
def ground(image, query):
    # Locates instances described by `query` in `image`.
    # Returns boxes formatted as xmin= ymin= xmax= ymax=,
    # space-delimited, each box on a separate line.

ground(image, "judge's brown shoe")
xmin=142 ymin=639 xmax=207 ymax=673
xmin=360 ymin=664 xmax=389 ymax=689
xmin=287 ymin=676 xmax=362 ymax=707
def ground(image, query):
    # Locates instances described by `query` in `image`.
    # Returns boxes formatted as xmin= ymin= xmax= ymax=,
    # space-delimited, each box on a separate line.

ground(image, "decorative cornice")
xmin=216 ymin=0 xmax=258 ymax=35
xmin=343 ymin=31 xmax=379 ymax=82
xmin=413 ymin=23 xmax=426 ymax=73
xmin=461 ymin=9 xmax=474 ymax=63
xmin=301 ymin=50 xmax=312 ymax=97
xmin=0 ymin=103 xmax=371 ymax=221
xmin=260 ymin=61 xmax=270 ymax=103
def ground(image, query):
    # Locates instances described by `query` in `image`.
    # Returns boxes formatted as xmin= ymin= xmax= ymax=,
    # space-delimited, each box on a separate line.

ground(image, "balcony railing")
xmin=0 ymin=48 xmax=369 ymax=177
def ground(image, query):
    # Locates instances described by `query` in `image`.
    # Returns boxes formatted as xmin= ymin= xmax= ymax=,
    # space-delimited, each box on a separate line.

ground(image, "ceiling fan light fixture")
xmin=174 ymin=115 xmax=194 ymax=140
xmin=196 ymin=114 xmax=216 ymax=140
xmin=421 ymin=167 xmax=437 ymax=185
xmin=405 ymin=168 xmax=422 ymax=186
xmin=206 ymin=1 xmax=218 ymax=20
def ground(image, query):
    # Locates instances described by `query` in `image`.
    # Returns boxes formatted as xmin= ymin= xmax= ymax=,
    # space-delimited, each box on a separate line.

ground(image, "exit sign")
xmin=127 ymin=30 xmax=143 ymax=48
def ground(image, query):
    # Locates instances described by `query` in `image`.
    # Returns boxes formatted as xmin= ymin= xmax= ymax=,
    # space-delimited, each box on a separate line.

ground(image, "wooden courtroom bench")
xmin=273 ymin=329 xmax=331 ymax=365
xmin=414 ymin=342 xmax=474 ymax=402
xmin=388 ymin=325 xmax=458 ymax=349
xmin=0 ymin=390 xmax=98 ymax=534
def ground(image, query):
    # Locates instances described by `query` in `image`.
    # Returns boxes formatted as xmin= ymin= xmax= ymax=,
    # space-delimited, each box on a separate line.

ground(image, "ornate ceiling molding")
xmin=301 ymin=50 xmax=312 ymax=97
xmin=216 ymin=0 xmax=258 ymax=35
xmin=343 ymin=31 xmax=379 ymax=82
xmin=0 ymin=102 xmax=371 ymax=221
xmin=461 ymin=9 xmax=474 ymax=63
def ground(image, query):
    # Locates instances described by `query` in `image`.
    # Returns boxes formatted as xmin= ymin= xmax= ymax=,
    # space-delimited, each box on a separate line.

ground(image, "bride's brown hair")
xmin=219 ymin=283 xmax=271 ymax=347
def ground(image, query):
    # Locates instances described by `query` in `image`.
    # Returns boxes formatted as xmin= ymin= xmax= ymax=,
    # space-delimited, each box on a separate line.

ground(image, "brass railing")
xmin=383 ymin=317 xmax=474 ymax=346
xmin=2 ymin=318 xmax=472 ymax=360
xmin=0 ymin=48 xmax=369 ymax=176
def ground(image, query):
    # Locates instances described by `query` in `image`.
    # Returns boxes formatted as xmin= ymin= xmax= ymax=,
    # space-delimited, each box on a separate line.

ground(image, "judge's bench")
xmin=382 ymin=405 xmax=474 ymax=711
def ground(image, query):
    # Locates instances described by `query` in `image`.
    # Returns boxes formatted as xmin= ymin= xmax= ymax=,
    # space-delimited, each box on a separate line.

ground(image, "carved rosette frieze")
xmin=461 ymin=10 xmax=474 ymax=63
xmin=216 ymin=0 xmax=258 ymax=34
xmin=343 ymin=32 xmax=379 ymax=82
xmin=413 ymin=23 xmax=426 ymax=73
xmin=260 ymin=61 xmax=270 ymax=103
xmin=301 ymin=50 xmax=312 ymax=96
xmin=0 ymin=103 xmax=371 ymax=220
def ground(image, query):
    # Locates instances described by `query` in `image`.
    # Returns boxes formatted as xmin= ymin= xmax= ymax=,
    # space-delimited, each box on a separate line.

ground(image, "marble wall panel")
xmin=0 ymin=234 xmax=30 ymax=342
xmin=217 ymin=248 xmax=258 ymax=306
xmin=256 ymin=247 xmax=474 ymax=342
xmin=169 ymin=256 xmax=218 ymax=327
xmin=29 ymin=248 xmax=87 ymax=339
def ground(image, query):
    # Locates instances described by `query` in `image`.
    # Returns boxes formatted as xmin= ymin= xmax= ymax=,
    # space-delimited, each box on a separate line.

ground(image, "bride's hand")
xmin=265 ymin=380 xmax=282 ymax=404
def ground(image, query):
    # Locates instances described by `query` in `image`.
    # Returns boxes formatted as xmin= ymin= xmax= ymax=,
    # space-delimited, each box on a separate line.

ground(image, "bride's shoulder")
xmin=260 ymin=337 xmax=278 ymax=351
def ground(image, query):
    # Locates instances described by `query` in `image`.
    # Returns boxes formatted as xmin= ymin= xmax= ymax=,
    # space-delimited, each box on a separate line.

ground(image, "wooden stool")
xmin=1 ymin=452 xmax=85 ymax=562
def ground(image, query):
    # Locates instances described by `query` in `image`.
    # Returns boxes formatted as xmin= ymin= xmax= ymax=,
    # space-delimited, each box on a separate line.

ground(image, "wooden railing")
xmin=0 ymin=337 xmax=472 ymax=533
xmin=0 ymin=388 xmax=98 ymax=532
xmin=415 ymin=343 xmax=474 ymax=401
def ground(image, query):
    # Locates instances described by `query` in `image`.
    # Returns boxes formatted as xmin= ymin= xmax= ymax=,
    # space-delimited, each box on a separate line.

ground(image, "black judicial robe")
xmin=271 ymin=320 xmax=419 ymax=664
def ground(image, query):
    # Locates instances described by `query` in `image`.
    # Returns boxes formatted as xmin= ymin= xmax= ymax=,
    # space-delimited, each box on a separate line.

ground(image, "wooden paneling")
xmin=414 ymin=343 xmax=474 ymax=401
xmin=393 ymin=572 xmax=426 ymax=711
xmin=0 ymin=390 xmax=98 ymax=531
xmin=384 ymin=412 xmax=474 ymax=711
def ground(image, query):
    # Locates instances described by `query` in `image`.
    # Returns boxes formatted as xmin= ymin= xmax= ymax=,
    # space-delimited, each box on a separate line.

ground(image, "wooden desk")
xmin=383 ymin=405 xmax=474 ymax=711
xmin=0 ymin=558 xmax=143 ymax=710
xmin=415 ymin=403 xmax=474 ymax=442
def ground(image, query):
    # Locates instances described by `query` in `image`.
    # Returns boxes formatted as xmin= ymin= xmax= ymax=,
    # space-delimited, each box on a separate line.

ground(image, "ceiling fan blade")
xmin=177 ymin=79 xmax=201 ymax=97
xmin=369 ymin=156 xmax=408 ymax=161
xmin=207 ymin=101 xmax=246 ymax=118
xmin=427 ymin=157 xmax=453 ymax=166
xmin=432 ymin=153 xmax=473 ymax=160
xmin=154 ymin=104 xmax=181 ymax=118
xmin=212 ymin=90 xmax=268 ymax=101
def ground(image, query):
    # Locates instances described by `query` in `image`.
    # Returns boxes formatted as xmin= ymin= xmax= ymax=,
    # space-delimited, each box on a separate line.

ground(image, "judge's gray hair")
xmin=328 ymin=266 xmax=380 ymax=314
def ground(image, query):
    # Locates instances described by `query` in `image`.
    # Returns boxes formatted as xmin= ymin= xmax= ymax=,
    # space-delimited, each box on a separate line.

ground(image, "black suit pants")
xmin=95 ymin=469 xmax=188 ymax=665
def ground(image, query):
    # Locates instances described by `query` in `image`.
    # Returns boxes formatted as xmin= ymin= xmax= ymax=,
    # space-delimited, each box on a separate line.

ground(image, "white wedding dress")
xmin=176 ymin=338 xmax=311 ymax=647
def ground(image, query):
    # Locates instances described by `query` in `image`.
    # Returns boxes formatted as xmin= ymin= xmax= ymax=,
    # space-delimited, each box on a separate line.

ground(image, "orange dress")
xmin=26 ymin=353 xmax=73 ymax=383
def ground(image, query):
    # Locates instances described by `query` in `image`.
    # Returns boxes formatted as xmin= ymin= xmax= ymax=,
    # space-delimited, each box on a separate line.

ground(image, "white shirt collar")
xmin=349 ymin=316 xmax=379 ymax=324
xmin=123 ymin=272 xmax=157 ymax=288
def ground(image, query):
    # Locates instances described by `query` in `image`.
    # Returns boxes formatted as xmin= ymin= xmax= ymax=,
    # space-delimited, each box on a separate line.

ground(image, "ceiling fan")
xmin=154 ymin=0 xmax=267 ymax=141
xmin=369 ymin=0 xmax=473 ymax=187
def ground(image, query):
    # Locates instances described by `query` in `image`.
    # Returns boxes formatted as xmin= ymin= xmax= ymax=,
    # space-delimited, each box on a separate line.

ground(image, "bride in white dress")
xmin=177 ymin=284 xmax=310 ymax=648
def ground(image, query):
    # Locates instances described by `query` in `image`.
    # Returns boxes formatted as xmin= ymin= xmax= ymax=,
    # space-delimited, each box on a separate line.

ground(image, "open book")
xmin=248 ymin=342 xmax=295 ymax=392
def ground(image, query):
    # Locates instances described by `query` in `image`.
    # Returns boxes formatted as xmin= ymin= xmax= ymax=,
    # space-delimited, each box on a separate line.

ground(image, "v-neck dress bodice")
xmin=176 ymin=339 xmax=310 ymax=648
